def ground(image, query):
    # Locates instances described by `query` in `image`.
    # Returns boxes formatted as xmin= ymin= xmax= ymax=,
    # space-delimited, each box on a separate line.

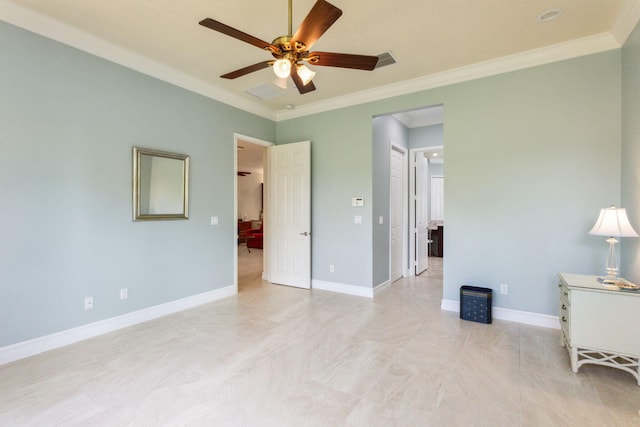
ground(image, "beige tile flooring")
xmin=1 ymin=251 xmax=639 ymax=426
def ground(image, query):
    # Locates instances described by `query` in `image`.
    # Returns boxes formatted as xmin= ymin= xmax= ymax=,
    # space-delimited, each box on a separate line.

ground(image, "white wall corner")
xmin=0 ymin=285 xmax=236 ymax=366
xmin=611 ymin=0 xmax=640 ymax=45
xmin=440 ymin=299 xmax=560 ymax=330
xmin=312 ymin=279 xmax=374 ymax=298
xmin=374 ymin=280 xmax=392 ymax=294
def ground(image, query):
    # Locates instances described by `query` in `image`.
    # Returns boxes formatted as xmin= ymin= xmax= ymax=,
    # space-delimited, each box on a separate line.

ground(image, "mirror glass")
xmin=133 ymin=147 xmax=189 ymax=220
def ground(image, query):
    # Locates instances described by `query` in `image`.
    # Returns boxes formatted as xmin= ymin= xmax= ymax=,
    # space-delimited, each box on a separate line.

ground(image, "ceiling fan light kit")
xmin=199 ymin=0 xmax=379 ymax=94
xmin=273 ymin=58 xmax=292 ymax=78
xmin=297 ymin=64 xmax=316 ymax=85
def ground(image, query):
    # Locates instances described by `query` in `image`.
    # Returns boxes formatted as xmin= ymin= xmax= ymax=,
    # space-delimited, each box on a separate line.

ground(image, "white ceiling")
xmin=2 ymin=0 xmax=639 ymax=121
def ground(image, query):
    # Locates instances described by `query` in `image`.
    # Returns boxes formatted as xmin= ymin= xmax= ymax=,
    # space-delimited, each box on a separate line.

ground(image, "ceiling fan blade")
xmin=291 ymin=68 xmax=316 ymax=94
xmin=199 ymin=18 xmax=279 ymax=53
xmin=291 ymin=0 xmax=342 ymax=51
xmin=221 ymin=61 xmax=273 ymax=79
xmin=307 ymin=52 xmax=379 ymax=70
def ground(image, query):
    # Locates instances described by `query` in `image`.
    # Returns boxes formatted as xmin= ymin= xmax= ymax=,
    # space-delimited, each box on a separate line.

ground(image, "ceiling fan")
xmin=199 ymin=0 xmax=379 ymax=94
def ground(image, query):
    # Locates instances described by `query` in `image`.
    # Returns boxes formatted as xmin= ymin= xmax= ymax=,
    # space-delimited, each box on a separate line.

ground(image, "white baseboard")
xmin=374 ymin=280 xmax=392 ymax=294
xmin=0 ymin=285 xmax=236 ymax=366
xmin=441 ymin=299 xmax=560 ymax=329
xmin=312 ymin=279 xmax=374 ymax=298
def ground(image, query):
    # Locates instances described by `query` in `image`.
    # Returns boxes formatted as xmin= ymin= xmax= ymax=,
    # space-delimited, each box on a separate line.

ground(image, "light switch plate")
xmin=354 ymin=215 xmax=363 ymax=224
xmin=210 ymin=216 xmax=218 ymax=225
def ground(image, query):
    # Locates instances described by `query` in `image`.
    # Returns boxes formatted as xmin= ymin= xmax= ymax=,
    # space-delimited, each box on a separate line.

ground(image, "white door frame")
xmin=234 ymin=133 xmax=274 ymax=293
xmin=409 ymin=145 xmax=443 ymax=276
xmin=389 ymin=144 xmax=409 ymax=281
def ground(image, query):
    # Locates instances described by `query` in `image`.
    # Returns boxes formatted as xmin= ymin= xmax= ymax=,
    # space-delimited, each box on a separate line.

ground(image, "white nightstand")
xmin=558 ymin=273 xmax=640 ymax=385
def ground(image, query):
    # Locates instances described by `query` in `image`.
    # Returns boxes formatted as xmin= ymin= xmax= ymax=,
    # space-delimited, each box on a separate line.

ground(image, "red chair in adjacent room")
xmin=247 ymin=223 xmax=263 ymax=249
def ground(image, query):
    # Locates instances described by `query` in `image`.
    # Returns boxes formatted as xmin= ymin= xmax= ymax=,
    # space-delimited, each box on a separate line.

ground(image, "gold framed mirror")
xmin=132 ymin=147 xmax=189 ymax=221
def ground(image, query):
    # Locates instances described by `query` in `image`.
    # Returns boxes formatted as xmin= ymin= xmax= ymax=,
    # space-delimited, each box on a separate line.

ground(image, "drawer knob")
xmin=561 ymin=304 xmax=566 ymax=310
xmin=562 ymin=316 xmax=567 ymax=322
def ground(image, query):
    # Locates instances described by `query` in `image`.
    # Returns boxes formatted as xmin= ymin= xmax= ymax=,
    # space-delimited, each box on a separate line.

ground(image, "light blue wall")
xmin=621 ymin=21 xmax=640 ymax=282
xmin=409 ymin=124 xmax=443 ymax=149
xmin=278 ymin=50 xmax=621 ymax=315
xmin=1 ymin=17 xmax=631 ymax=347
xmin=442 ymin=55 xmax=620 ymax=314
xmin=276 ymin=109 xmax=375 ymax=287
xmin=0 ymin=22 xmax=275 ymax=347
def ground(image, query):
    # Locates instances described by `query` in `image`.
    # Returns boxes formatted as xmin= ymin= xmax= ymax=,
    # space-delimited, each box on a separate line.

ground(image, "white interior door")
xmin=431 ymin=176 xmax=444 ymax=221
xmin=268 ymin=141 xmax=311 ymax=289
xmin=415 ymin=153 xmax=429 ymax=275
xmin=390 ymin=147 xmax=404 ymax=283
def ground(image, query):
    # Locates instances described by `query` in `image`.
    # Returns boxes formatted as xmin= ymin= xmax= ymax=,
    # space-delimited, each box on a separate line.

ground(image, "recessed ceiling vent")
xmin=375 ymin=51 xmax=397 ymax=69
xmin=245 ymin=84 xmax=282 ymax=100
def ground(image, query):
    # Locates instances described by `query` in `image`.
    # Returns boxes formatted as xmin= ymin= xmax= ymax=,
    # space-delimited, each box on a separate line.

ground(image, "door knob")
xmin=300 ymin=232 xmax=310 ymax=236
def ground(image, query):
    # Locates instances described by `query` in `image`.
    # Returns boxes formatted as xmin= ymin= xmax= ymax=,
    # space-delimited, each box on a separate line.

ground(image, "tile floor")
xmin=0 ymin=251 xmax=638 ymax=426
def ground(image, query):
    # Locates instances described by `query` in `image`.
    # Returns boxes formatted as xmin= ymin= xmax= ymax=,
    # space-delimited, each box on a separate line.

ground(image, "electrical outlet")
xmin=84 ymin=296 xmax=93 ymax=309
xmin=329 ymin=264 xmax=335 ymax=273
xmin=120 ymin=288 xmax=128 ymax=300
xmin=500 ymin=284 xmax=508 ymax=295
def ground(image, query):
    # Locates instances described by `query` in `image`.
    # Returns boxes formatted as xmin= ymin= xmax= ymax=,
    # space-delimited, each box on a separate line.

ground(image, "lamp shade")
xmin=588 ymin=206 xmax=639 ymax=237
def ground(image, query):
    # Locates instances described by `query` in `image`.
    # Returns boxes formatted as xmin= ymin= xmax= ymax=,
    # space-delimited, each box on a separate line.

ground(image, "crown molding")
xmin=276 ymin=32 xmax=621 ymax=121
xmin=611 ymin=0 xmax=640 ymax=45
xmin=0 ymin=1 xmax=276 ymax=121
xmin=2 ymin=0 xmax=634 ymax=124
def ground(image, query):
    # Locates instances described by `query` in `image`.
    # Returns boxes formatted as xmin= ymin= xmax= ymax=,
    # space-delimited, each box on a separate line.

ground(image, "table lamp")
xmin=588 ymin=205 xmax=638 ymax=283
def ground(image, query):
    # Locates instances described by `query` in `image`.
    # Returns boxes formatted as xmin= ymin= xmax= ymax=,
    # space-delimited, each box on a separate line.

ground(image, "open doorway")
xmin=410 ymin=146 xmax=444 ymax=279
xmin=402 ymin=106 xmax=444 ymax=281
xmin=372 ymin=105 xmax=444 ymax=286
xmin=235 ymin=134 xmax=271 ymax=292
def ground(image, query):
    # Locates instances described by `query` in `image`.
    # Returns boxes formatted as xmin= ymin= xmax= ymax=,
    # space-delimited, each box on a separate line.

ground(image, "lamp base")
xmin=597 ymin=276 xmax=619 ymax=285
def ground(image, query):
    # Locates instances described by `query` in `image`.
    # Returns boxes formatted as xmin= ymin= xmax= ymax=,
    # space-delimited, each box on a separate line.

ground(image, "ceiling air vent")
xmin=375 ymin=51 xmax=397 ymax=69
xmin=245 ymin=84 xmax=282 ymax=100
